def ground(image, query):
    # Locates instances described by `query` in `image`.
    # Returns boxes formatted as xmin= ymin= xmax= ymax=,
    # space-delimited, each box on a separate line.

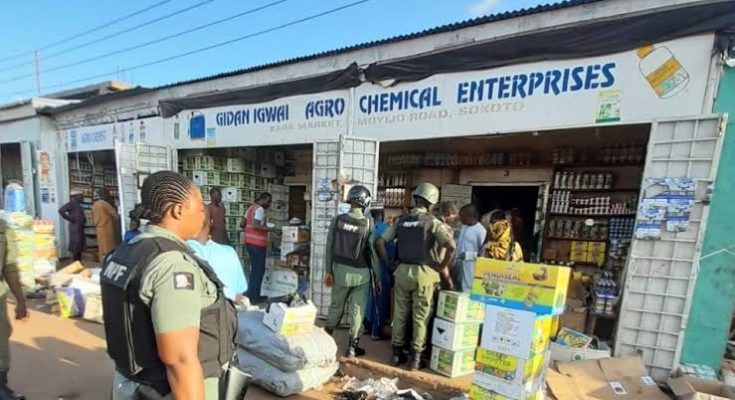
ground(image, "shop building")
xmin=35 ymin=0 xmax=735 ymax=379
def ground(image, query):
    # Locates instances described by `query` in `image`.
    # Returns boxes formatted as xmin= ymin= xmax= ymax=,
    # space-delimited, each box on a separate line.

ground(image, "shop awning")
xmin=158 ymin=63 xmax=361 ymax=118
xmin=364 ymin=1 xmax=735 ymax=84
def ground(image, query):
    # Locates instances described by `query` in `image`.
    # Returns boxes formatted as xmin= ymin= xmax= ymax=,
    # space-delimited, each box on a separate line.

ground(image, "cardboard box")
xmin=226 ymin=158 xmax=244 ymax=173
xmin=481 ymin=305 xmax=553 ymax=358
xmin=262 ymin=301 xmax=317 ymax=336
xmin=82 ymin=293 xmax=103 ymax=323
xmin=473 ymin=370 xmax=545 ymax=400
xmin=469 ymin=384 xmax=544 ymax=400
xmin=471 ymin=259 xmax=570 ymax=315
xmin=559 ymin=311 xmax=587 ymax=333
xmin=669 ymin=376 xmax=735 ymax=400
xmin=281 ymin=227 xmax=310 ymax=243
xmin=223 ymin=187 xmax=240 ymax=203
xmin=549 ymin=341 xmax=611 ymax=363
xmin=431 ymin=318 xmax=481 ymax=351
xmin=570 ymin=241 xmax=589 ymax=253
xmin=280 ymin=242 xmax=308 ymax=261
xmin=260 ymin=267 xmax=298 ymax=298
xmin=436 ymin=291 xmax=485 ymax=323
xmin=429 ymin=346 xmax=476 ymax=378
xmin=546 ymin=356 xmax=668 ymax=400
xmin=475 ymin=348 xmax=548 ymax=387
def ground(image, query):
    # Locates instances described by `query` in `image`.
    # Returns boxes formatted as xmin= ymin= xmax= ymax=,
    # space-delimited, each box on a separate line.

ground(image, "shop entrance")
xmin=472 ymin=185 xmax=540 ymax=260
xmin=67 ymin=150 xmax=119 ymax=261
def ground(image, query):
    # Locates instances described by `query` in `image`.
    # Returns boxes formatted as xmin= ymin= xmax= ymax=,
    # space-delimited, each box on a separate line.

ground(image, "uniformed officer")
xmin=324 ymin=185 xmax=381 ymax=358
xmin=0 ymin=219 xmax=27 ymax=400
xmin=376 ymin=183 xmax=456 ymax=370
xmin=100 ymin=171 xmax=237 ymax=400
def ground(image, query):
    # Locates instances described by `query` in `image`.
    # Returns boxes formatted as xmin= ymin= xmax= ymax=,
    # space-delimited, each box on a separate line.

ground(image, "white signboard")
xmin=352 ymin=34 xmax=714 ymax=141
xmin=166 ymin=90 xmax=349 ymax=149
xmin=65 ymin=117 xmax=165 ymax=152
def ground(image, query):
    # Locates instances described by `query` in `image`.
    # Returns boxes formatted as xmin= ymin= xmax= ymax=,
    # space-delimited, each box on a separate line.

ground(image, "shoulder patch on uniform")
xmin=173 ymin=272 xmax=195 ymax=290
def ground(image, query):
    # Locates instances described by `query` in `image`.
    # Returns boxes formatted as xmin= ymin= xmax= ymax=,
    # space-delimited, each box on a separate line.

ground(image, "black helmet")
xmin=346 ymin=185 xmax=372 ymax=208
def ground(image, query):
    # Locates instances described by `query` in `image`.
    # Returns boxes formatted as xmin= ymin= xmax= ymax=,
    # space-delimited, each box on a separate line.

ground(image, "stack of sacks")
xmin=429 ymin=291 xmax=484 ymax=378
xmin=2 ymin=212 xmax=58 ymax=290
xmin=236 ymin=302 xmax=337 ymax=396
xmin=470 ymin=259 xmax=571 ymax=400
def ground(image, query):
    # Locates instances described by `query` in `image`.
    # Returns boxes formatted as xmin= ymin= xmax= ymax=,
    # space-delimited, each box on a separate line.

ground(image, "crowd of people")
xmin=39 ymin=170 xmax=532 ymax=398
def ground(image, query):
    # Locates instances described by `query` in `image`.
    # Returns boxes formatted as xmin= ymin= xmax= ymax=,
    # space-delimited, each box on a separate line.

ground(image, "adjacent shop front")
xmin=350 ymin=32 xmax=725 ymax=380
xmin=161 ymin=90 xmax=378 ymax=316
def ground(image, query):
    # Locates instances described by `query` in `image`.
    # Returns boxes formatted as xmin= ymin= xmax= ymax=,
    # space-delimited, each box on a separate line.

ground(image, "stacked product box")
xmin=429 ymin=291 xmax=484 ymax=378
xmin=470 ymin=259 xmax=570 ymax=400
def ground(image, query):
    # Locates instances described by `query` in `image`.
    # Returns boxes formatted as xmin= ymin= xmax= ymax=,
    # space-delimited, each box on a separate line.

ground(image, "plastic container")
xmin=4 ymin=183 xmax=25 ymax=212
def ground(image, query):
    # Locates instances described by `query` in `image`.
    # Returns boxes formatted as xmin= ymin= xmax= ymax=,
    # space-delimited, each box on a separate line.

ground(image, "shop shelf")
xmin=551 ymin=188 xmax=640 ymax=192
xmin=548 ymin=212 xmax=637 ymax=218
xmin=544 ymin=237 xmax=609 ymax=243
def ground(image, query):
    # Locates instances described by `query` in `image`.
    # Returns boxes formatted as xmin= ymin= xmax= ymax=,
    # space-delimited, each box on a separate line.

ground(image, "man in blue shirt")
xmin=188 ymin=209 xmax=248 ymax=304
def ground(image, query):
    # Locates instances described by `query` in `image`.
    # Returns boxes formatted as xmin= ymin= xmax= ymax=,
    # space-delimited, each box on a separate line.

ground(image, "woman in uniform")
xmin=100 ymin=171 xmax=237 ymax=400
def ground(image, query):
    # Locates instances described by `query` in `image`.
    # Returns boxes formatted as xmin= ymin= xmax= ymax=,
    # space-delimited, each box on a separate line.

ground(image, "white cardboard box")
xmin=481 ymin=305 xmax=552 ymax=359
xmin=262 ymin=301 xmax=317 ymax=336
xmin=280 ymin=242 xmax=307 ymax=261
xmin=473 ymin=370 xmax=545 ymax=400
xmin=431 ymin=317 xmax=481 ymax=351
xmin=260 ymin=267 xmax=298 ymax=298
xmin=223 ymin=187 xmax=240 ymax=203
xmin=281 ymin=226 xmax=309 ymax=243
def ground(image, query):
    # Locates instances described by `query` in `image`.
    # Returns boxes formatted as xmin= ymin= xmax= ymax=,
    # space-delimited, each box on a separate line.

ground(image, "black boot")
xmin=0 ymin=371 xmax=24 ymax=400
xmin=391 ymin=346 xmax=407 ymax=366
xmin=408 ymin=352 xmax=424 ymax=371
xmin=325 ymin=327 xmax=334 ymax=336
xmin=345 ymin=339 xmax=366 ymax=358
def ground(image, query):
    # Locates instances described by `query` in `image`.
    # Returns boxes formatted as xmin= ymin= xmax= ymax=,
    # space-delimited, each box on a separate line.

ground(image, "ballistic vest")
xmin=395 ymin=213 xmax=438 ymax=266
xmin=332 ymin=213 xmax=370 ymax=268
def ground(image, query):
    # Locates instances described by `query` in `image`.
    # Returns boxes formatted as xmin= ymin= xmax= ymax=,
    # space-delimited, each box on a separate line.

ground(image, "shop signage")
xmin=167 ymin=90 xmax=349 ymax=149
xmin=352 ymin=33 xmax=714 ymax=141
xmin=65 ymin=117 xmax=165 ymax=152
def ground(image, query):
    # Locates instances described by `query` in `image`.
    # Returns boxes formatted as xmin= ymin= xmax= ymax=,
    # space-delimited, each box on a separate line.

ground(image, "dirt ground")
xmin=6 ymin=298 xmax=468 ymax=400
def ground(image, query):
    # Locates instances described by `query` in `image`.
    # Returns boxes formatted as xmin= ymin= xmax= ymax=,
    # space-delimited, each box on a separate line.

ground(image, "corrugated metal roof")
xmin=155 ymin=0 xmax=604 ymax=89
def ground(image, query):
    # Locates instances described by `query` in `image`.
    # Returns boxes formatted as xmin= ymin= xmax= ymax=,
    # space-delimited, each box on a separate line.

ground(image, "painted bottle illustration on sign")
xmin=139 ymin=120 xmax=146 ymax=142
xmin=190 ymin=111 xmax=205 ymax=140
xmin=637 ymin=44 xmax=689 ymax=99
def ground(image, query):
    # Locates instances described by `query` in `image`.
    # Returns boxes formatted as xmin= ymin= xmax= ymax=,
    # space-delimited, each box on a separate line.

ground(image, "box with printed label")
xmin=471 ymin=259 xmax=570 ymax=315
xmin=260 ymin=267 xmax=298 ymax=298
xmin=475 ymin=348 xmax=548 ymax=387
xmin=473 ymin=370 xmax=545 ymax=400
xmin=429 ymin=346 xmax=476 ymax=378
xmin=223 ymin=187 xmax=240 ymax=203
xmin=281 ymin=227 xmax=310 ymax=243
xmin=226 ymin=158 xmax=244 ymax=173
xmin=481 ymin=305 xmax=552 ymax=358
xmin=570 ymin=241 xmax=589 ymax=253
xmin=431 ymin=318 xmax=481 ymax=351
xmin=262 ymin=301 xmax=317 ymax=336
xmin=469 ymin=384 xmax=544 ymax=400
xmin=280 ymin=242 xmax=308 ymax=261
xmin=436 ymin=290 xmax=485 ymax=323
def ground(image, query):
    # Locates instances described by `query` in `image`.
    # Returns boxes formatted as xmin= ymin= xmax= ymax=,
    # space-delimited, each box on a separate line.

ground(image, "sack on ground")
xmin=236 ymin=347 xmax=337 ymax=397
xmin=236 ymin=310 xmax=337 ymax=372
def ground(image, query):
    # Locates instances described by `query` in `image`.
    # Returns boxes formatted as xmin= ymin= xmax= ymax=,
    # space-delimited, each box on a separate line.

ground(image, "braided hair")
xmin=130 ymin=171 xmax=195 ymax=224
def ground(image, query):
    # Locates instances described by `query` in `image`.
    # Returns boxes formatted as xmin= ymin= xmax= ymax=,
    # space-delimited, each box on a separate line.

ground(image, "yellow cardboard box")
xmin=475 ymin=348 xmax=548 ymax=386
xmin=469 ymin=385 xmax=544 ymax=400
xmin=474 ymin=369 xmax=545 ymax=400
xmin=570 ymin=241 xmax=589 ymax=253
xmin=430 ymin=346 xmax=476 ymax=378
xmin=262 ymin=301 xmax=317 ymax=336
xmin=471 ymin=259 xmax=570 ymax=315
xmin=481 ymin=305 xmax=553 ymax=358
xmin=436 ymin=291 xmax=485 ymax=323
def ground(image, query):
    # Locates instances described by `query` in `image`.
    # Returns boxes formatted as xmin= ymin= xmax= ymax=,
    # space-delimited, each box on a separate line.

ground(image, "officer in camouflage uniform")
xmin=324 ymin=185 xmax=381 ymax=358
xmin=0 ymin=219 xmax=28 ymax=400
xmin=376 ymin=183 xmax=456 ymax=371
